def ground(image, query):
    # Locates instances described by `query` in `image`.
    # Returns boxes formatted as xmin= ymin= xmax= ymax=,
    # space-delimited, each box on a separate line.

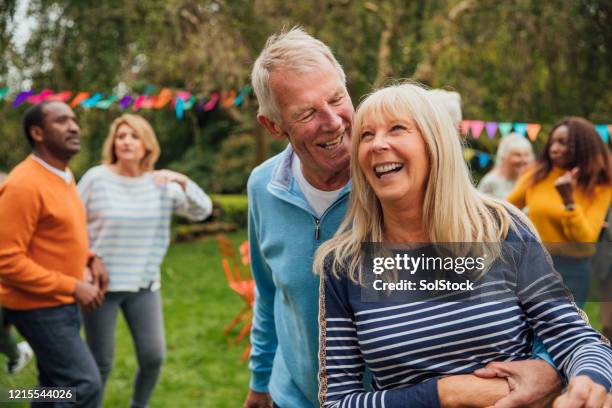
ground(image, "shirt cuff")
xmin=249 ymin=371 xmax=271 ymax=393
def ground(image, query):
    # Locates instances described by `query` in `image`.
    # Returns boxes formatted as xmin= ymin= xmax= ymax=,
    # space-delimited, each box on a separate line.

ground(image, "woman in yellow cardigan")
xmin=507 ymin=117 xmax=611 ymax=307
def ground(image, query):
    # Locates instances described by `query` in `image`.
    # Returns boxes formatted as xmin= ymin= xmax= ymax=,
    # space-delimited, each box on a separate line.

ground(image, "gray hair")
xmin=251 ymin=26 xmax=346 ymax=122
xmin=495 ymin=133 xmax=534 ymax=167
xmin=428 ymin=89 xmax=462 ymax=128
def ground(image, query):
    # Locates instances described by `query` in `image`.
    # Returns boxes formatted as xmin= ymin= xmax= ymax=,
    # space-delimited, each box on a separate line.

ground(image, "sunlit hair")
xmin=251 ymin=26 xmax=346 ymax=122
xmin=533 ymin=117 xmax=611 ymax=195
xmin=428 ymin=89 xmax=462 ymax=128
xmin=101 ymin=114 xmax=160 ymax=171
xmin=495 ymin=133 xmax=534 ymax=168
xmin=313 ymin=82 xmax=536 ymax=283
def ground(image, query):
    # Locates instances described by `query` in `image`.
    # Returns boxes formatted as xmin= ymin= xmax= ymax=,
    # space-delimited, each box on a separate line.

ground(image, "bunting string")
xmin=461 ymin=119 xmax=611 ymax=144
xmin=0 ymin=85 xmax=253 ymax=120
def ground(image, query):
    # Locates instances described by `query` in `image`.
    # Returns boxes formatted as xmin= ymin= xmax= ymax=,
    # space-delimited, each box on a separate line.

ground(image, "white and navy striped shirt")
xmin=78 ymin=165 xmax=212 ymax=292
xmin=320 ymin=225 xmax=612 ymax=407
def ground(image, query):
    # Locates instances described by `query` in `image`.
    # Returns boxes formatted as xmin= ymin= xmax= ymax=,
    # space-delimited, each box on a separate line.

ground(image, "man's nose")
xmin=69 ymin=120 xmax=80 ymax=134
xmin=320 ymin=107 xmax=343 ymax=133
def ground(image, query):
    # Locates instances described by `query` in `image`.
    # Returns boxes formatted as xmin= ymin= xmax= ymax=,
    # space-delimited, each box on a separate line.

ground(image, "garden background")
xmin=0 ymin=0 xmax=610 ymax=406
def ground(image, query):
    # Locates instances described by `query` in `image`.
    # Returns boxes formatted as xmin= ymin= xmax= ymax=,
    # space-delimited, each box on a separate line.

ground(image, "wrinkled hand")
xmin=89 ymin=255 xmax=109 ymax=295
xmin=474 ymin=360 xmax=562 ymax=407
xmin=554 ymin=167 xmax=579 ymax=206
xmin=243 ymin=390 xmax=273 ymax=408
xmin=73 ymin=280 xmax=102 ymax=312
xmin=553 ymin=376 xmax=610 ymax=408
xmin=152 ymin=169 xmax=188 ymax=191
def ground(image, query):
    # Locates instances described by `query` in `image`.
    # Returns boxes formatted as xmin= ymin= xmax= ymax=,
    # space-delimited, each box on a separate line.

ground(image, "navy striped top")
xmin=319 ymin=225 xmax=612 ymax=408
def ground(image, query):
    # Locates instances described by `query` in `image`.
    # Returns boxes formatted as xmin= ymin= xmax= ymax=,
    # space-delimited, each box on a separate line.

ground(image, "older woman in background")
xmin=478 ymin=133 xmax=534 ymax=199
xmin=78 ymin=114 xmax=212 ymax=408
xmin=315 ymin=84 xmax=611 ymax=408
xmin=507 ymin=117 xmax=611 ymax=307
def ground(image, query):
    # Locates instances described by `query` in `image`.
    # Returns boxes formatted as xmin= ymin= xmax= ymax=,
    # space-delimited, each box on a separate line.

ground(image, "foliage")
xmin=212 ymin=194 xmax=249 ymax=228
xmin=0 ymin=0 xmax=610 ymax=183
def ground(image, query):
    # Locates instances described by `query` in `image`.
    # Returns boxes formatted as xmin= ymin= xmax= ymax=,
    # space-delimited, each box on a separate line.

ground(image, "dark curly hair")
xmin=533 ymin=117 xmax=611 ymax=194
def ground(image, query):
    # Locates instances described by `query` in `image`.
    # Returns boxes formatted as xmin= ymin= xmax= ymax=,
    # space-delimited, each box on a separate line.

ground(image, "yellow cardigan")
xmin=507 ymin=166 xmax=611 ymax=256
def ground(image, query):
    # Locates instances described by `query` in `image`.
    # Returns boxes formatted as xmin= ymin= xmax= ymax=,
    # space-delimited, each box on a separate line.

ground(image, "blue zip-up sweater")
xmin=247 ymin=145 xmax=351 ymax=407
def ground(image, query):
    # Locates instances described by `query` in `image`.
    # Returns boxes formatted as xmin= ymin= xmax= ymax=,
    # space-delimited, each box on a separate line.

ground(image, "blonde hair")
xmin=251 ymin=26 xmax=346 ymax=122
xmin=102 ymin=114 xmax=160 ymax=171
xmin=313 ymin=82 xmax=536 ymax=283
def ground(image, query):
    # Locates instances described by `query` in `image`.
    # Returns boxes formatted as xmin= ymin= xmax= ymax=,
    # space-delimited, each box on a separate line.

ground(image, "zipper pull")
xmin=315 ymin=219 xmax=320 ymax=240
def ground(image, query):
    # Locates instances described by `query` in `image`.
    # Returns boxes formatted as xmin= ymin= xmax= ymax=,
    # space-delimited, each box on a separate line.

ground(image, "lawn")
xmin=0 ymin=231 xmax=604 ymax=407
xmin=0 ymin=231 xmax=250 ymax=407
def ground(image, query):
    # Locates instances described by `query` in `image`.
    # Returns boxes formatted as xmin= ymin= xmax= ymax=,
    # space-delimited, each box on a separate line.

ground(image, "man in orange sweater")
xmin=0 ymin=101 xmax=107 ymax=407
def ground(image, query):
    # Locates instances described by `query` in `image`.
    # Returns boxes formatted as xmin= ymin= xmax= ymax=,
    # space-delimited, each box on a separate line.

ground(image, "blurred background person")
xmin=507 ymin=117 xmax=611 ymax=308
xmin=77 ymin=114 xmax=213 ymax=408
xmin=478 ymin=133 xmax=534 ymax=199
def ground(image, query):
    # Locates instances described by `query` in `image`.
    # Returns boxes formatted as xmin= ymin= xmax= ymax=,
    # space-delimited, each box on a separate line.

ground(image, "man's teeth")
xmin=320 ymin=135 xmax=343 ymax=149
xmin=375 ymin=163 xmax=403 ymax=173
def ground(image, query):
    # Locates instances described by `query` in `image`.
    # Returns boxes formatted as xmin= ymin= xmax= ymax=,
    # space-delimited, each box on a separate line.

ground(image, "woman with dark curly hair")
xmin=508 ymin=117 xmax=611 ymax=307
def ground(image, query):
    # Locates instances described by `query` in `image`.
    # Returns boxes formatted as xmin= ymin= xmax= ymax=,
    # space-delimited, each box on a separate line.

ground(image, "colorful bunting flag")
xmin=0 ymin=87 xmax=9 ymax=101
xmin=470 ymin=121 xmax=485 ymax=139
xmin=526 ymin=123 xmax=541 ymax=142
xmin=47 ymin=91 xmax=72 ymax=102
xmin=118 ymin=95 xmax=133 ymax=109
xmin=498 ymin=122 xmax=513 ymax=136
xmin=81 ymin=93 xmax=103 ymax=108
xmin=203 ymin=93 xmax=219 ymax=112
xmin=70 ymin=92 xmax=91 ymax=107
xmin=27 ymin=89 xmax=54 ymax=104
xmin=485 ymin=122 xmax=498 ymax=139
xmin=513 ymin=122 xmax=527 ymax=137
xmin=460 ymin=120 xmax=472 ymax=136
xmin=463 ymin=148 xmax=475 ymax=161
xmin=478 ymin=153 xmax=490 ymax=168
xmin=596 ymin=124 xmax=610 ymax=144
xmin=12 ymin=90 xmax=35 ymax=108
xmin=96 ymin=95 xmax=118 ymax=109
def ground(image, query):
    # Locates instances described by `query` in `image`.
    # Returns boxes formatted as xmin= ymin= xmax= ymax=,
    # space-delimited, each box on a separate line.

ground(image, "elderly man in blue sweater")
xmin=244 ymin=27 xmax=565 ymax=408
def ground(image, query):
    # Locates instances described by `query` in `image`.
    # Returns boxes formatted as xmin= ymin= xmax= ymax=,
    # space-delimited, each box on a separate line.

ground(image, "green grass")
xmin=0 ymin=232 xmax=605 ymax=406
xmin=0 ymin=231 xmax=250 ymax=407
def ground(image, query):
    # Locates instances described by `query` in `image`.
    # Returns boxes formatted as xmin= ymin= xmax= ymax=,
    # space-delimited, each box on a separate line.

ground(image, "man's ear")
xmin=30 ymin=126 xmax=44 ymax=144
xmin=257 ymin=114 xmax=286 ymax=141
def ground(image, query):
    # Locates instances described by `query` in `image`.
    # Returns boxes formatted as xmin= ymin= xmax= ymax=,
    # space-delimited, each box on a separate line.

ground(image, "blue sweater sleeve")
xmin=515 ymin=227 xmax=612 ymax=390
xmin=320 ymin=268 xmax=440 ymax=408
xmin=247 ymin=188 xmax=278 ymax=393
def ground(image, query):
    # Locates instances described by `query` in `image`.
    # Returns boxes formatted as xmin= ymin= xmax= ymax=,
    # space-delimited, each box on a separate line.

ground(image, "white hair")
xmin=495 ymin=133 xmax=534 ymax=168
xmin=428 ymin=89 xmax=462 ymax=128
xmin=251 ymin=26 xmax=346 ymax=122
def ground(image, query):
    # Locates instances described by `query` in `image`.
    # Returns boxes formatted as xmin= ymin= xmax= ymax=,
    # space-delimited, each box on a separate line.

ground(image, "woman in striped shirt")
xmin=78 ymin=114 xmax=212 ymax=408
xmin=314 ymin=83 xmax=611 ymax=408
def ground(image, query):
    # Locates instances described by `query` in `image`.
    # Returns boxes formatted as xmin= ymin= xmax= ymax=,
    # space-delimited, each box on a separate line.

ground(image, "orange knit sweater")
xmin=0 ymin=156 xmax=88 ymax=310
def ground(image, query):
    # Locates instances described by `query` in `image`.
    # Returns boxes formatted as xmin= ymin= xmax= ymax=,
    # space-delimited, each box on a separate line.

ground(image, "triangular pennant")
xmin=595 ymin=124 xmax=610 ymax=144
xmin=118 ymin=95 xmax=133 ymax=109
xmin=183 ymin=96 xmax=197 ymax=110
xmin=514 ymin=122 xmax=527 ymax=137
xmin=498 ymin=122 xmax=513 ymax=136
xmin=81 ymin=93 xmax=103 ymax=108
xmin=0 ymin=87 xmax=9 ymax=101
xmin=203 ymin=92 xmax=219 ymax=112
xmin=12 ymin=90 xmax=35 ymax=108
xmin=233 ymin=85 xmax=252 ymax=107
xmin=463 ymin=148 xmax=475 ymax=161
xmin=485 ymin=122 xmax=498 ymax=139
xmin=153 ymin=88 xmax=172 ymax=109
xmin=95 ymin=95 xmax=118 ymax=109
xmin=460 ymin=120 xmax=472 ymax=136
xmin=132 ymin=95 xmax=147 ymax=111
xmin=175 ymin=97 xmax=185 ymax=119
xmin=221 ymin=90 xmax=237 ymax=108
xmin=27 ymin=89 xmax=54 ymax=104
xmin=47 ymin=91 xmax=72 ymax=102
xmin=470 ymin=121 xmax=485 ymax=139
xmin=140 ymin=96 xmax=154 ymax=109
xmin=478 ymin=153 xmax=490 ymax=168
xmin=526 ymin=123 xmax=541 ymax=142
xmin=70 ymin=92 xmax=90 ymax=107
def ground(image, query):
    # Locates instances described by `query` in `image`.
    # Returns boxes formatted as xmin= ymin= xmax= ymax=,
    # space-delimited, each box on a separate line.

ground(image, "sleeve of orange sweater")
xmin=561 ymin=187 xmax=611 ymax=243
xmin=0 ymin=183 xmax=77 ymax=296
xmin=506 ymin=171 xmax=531 ymax=209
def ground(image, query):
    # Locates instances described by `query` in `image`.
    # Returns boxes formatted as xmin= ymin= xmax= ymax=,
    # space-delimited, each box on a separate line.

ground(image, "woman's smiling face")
xmin=357 ymin=115 xmax=430 ymax=207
